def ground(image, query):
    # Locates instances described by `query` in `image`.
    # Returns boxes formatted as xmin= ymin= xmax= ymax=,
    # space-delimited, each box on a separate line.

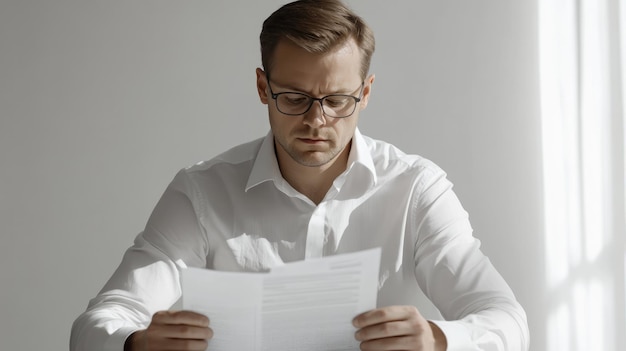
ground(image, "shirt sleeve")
xmin=70 ymin=170 xmax=207 ymax=351
xmin=411 ymin=166 xmax=530 ymax=351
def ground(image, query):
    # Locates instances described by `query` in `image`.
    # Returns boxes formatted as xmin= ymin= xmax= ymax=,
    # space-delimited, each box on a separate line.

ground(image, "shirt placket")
xmin=304 ymin=202 xmax=327 ymax=259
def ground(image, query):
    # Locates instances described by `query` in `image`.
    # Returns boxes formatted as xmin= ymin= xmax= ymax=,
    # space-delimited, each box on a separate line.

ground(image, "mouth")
xmin=297 ymin=137 xmax=327 ymax=144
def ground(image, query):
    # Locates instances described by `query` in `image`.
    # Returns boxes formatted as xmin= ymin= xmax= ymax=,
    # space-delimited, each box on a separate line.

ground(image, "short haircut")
xmin=260 ymin=0 xmax=375 ymax=80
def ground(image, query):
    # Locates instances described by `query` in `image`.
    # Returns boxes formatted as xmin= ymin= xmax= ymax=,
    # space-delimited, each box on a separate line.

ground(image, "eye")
xmin=324 ymin=96 xmax=350 ymax=108
xmin=281 ymin=93 xmax=309 ymax=106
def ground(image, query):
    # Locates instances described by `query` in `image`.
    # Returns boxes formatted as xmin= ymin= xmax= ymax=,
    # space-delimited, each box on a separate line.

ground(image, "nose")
xmin=302 ymin=99 xmax=326 ymax=127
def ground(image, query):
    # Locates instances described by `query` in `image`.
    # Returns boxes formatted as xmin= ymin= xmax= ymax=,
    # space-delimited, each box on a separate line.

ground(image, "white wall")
xmin=0 ymin=1 xmax=545 ymax=350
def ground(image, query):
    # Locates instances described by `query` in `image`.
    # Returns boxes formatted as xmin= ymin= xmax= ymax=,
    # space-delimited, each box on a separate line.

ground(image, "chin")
xmin=294 ymin=151 xmax=338 ymax=168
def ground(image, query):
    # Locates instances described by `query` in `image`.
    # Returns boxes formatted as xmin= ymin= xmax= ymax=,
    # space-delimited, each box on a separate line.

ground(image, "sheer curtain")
xmin=539 ymin=0 xmax=626 ymax=349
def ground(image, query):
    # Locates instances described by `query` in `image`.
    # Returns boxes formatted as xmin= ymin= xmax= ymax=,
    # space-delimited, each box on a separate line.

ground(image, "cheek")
xmin=268 ymin=114 xmax=281 ymax=134
xmin=335 ymin=119 xmax=359 ymax=145
xmin=267 ymin=107 xmax=281 ymax=126
xmin=268 ymin=112 xmax=295 ymax=135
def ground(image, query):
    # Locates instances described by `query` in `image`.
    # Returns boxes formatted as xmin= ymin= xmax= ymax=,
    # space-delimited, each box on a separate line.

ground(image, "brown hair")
xmin=260 ymin=0 xmax=375 ymax=79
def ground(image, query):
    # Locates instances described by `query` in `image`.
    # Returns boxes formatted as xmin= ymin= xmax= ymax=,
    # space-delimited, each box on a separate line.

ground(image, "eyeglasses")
xmin=266 ymin=75 xmax=364 ymax=118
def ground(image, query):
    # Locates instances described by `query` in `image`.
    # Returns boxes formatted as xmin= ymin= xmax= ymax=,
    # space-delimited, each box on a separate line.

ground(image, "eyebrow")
xmin=270 ymin=80 xmax=360 ymax=96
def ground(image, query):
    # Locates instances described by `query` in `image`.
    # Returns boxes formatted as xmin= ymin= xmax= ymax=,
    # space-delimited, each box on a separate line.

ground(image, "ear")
xmin=256 ymin=68 xmax=269 ymax=105
xmin=358 ymin=74 xmax=375 ymax=110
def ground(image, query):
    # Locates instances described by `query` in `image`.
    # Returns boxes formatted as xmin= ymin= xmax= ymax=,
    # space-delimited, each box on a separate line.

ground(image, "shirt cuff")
xmin=429 ymin=320 xmax=474 ymax=351
xmin=102 ymin=326 xmax=140 ymax=351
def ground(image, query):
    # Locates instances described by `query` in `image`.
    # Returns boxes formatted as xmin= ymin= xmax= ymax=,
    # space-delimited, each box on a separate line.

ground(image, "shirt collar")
xmin=245 ymin=128 xmax=377 ymax=192
xmin=346 ymin=128 xmax=377 ymax=184
xmin=246 ymin=131 xmax=282 ymax=191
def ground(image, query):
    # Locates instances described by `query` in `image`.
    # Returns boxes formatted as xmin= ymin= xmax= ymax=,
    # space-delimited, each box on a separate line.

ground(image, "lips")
xmin=298 ymin=137 xmax=327 ymax=144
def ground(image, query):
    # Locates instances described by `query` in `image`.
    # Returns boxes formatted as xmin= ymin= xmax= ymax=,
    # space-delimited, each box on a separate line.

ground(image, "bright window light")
xmin=540 ymin=0 xmax=619 ymax=349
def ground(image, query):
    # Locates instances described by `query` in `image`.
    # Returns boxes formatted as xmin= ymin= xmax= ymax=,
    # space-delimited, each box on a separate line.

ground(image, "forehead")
xmin=268 ymin=38 xmax=362 ymax=91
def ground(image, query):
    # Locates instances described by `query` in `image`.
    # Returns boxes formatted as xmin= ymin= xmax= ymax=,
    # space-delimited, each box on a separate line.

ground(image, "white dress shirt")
xmin=71 ymin=129 xmax=529 ymax=351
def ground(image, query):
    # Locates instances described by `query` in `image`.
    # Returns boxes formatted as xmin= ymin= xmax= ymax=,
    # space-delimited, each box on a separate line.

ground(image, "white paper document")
xmin=182 ymin=248 xmax=381 ymax=351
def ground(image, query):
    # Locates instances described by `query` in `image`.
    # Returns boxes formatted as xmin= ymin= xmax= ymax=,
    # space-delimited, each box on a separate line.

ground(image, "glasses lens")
xmin=322 ymin=95 xmax=357 ymax=118
xmin=276 ymin=94 xmax=357 ymax=118
xmin=276 ymin=93 xmax=312 ymax=115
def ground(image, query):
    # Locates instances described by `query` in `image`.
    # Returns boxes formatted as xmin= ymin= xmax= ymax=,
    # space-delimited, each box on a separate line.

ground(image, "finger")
xmin=151 ymin=324 xmax=213 ymax=340
xmin=355 ymin=320 xmax=414 ymax=341
xmin=353 ymin=306 xmax=419 ymax=328
xmin=152 ymin=310 xmax=210 ymax=327
xmin=359 ymin=335 xmax=426 ymax=351
xmin=148 ymin=336 xmax=209 ymax=351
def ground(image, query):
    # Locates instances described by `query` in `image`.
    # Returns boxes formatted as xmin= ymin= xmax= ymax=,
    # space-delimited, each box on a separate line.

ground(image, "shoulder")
xmin=170 ymin=137 xmax=265 ymax=190
xmin=362 ymin=134 xmax=445 ymax=179
xmin=184 ymin=137 xmax=264 ymax=174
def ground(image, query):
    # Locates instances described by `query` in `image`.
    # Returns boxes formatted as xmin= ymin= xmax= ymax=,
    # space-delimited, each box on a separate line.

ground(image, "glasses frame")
xmin=266 ymin=74 xmax=364 ymax=118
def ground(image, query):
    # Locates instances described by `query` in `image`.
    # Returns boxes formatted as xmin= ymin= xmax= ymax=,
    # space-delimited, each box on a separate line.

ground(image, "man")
xmin=71 ymin=1 xmax=529 ymax=350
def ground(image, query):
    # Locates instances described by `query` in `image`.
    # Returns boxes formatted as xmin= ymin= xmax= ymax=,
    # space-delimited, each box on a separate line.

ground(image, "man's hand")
xmin=125 ymin=310 xmax=213 ymax=351
xmin=352 ymin=305 xmax=447 ymax=351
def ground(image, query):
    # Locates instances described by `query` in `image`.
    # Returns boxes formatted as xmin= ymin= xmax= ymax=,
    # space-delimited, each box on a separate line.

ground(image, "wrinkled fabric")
xmin=71 ymin=129 xmax=529 ymax=351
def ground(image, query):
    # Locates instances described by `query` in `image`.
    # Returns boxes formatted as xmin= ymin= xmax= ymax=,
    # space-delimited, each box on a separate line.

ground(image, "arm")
xmin=353 ymin=166 xmax=529 ymax=351
xmin=412 ymin=169 xmax=529 ymax=350
xmin=71 ymin=170 xmax=211 ymax=351
xmin=70 ymin=234 xmax=185 ymax=351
